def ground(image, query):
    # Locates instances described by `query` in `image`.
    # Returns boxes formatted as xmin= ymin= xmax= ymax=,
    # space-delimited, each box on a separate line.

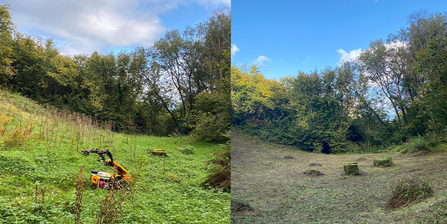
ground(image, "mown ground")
xmin=232 ymin=129 xmax=447 ymax=223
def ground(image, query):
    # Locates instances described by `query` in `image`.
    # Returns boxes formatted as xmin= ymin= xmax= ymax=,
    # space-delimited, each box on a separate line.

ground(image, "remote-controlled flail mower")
xmin=82 ymin=148 xmax=131 ymax=190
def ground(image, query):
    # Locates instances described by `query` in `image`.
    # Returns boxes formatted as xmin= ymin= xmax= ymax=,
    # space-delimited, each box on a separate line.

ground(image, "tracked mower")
xmin=82 ymin=148 xmax=131 ymax=190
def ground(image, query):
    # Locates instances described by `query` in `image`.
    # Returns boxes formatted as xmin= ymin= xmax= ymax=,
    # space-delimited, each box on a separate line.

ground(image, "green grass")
xmin=0 ymin=88 xmax=230 ymax=223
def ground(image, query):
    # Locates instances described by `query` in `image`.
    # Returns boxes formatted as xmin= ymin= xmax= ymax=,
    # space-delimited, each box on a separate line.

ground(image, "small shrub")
xmin=201 ymin=144 xmax=230 ymax=191
xmin=424 ymin=131 xmax=445 ymax=148
xmin=414 ymin=136 xmax=429 ymax=151
xmin=398 ymin=136 xmax=429 ymax=153
xmin=178 ymin=146 xmax=195 ymax=155
xmin=0 ymin=113 xmax=13 ymax=136
xmin=387 ymin=178 xmax=433 ymax=209
xmin=0 ymin=114 xmax=35 ymax=148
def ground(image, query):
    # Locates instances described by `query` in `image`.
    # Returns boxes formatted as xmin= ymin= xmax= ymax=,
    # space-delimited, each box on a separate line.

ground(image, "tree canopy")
xmin=0 ymin=4 xmax=230 ymax=141
xmin=232 ymin=11 xmax=447 ymax=153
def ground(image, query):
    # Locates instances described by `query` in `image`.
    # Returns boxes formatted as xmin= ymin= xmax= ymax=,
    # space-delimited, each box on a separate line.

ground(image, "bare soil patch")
xmin=232 ymin=130 xmax=447 ymax=223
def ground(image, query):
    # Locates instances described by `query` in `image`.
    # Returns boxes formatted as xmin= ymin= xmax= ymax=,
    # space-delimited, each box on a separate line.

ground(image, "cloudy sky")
xmin=232 ymin=0 xmax=447 ymax=79
xmin=5 ymin=0 xmax=230 ymax=56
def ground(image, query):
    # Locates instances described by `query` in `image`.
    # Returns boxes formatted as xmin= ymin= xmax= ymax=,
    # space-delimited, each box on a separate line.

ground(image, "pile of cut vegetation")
xmin=303 ymin=169 xmax=323 ymax=176
xmin=387 ymin=178 xmax=433 ymax=209
xmin=374 ymin=156 xmax=393 ymax=167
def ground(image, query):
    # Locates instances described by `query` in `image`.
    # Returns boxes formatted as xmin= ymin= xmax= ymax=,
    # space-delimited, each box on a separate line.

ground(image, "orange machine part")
xmin=112 ymin=161 xmax=128 ymax=175
xmin=105 ymin=159 xmax=128 ymax=175
xmin=91 ymin=175 xmax=100 ymax=185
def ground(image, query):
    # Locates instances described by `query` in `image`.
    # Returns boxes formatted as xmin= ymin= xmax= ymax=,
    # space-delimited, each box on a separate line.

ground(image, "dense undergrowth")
xmin=235 ymin=124 xmax=447 ymax=156
xmin=0 ymin=88 xmax=230 ymax=223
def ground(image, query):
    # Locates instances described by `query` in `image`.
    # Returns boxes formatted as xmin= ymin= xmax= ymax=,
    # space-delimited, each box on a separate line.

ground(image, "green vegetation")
xmin=200 ymin=143 xmax=231 ymax=192
xmin=374 ymin=156 xmax=393 ymax=167
xmin=181 ymin=146 xmax=196 ymax=155
xmin=0 ymin=4 xmax=230 ymax=222
xmin=0 ymin=89 xmax=230 ymax=223
xmin=343 ymin=162 xmax=360 ymax=175
xmin=231 ymin=11 xmax=447 ymax=154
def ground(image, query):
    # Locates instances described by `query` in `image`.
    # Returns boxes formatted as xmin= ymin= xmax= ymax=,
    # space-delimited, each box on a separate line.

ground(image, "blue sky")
xmin=232 ymin=0 xmax=447 ymax=79
xmin=5 ymin=0 xmax=230 ymax=55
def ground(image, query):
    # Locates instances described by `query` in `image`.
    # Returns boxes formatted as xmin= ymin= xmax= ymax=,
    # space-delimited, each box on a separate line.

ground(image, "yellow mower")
xmin=82 ymin=148 xmax=131 ymax=190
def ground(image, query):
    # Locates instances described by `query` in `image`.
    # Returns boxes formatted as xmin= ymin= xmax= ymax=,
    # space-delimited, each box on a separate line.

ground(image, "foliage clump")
xmin=374 ymin=156 xmax=393 ymax=167
xmin=175 ymin=146 xmax=195 ymax=155
xmin=344 ymin=162 xmax=360 ymax=175
xmin=387 ymin=178 xmax=433 ymax=209
xmin=201 ymin=143 xmax=230 ymax=191
xmin=401 ymin=137 xmax=428 ymax=153
xmin=0 ymin=113 xmax=35 ymax=148
xmin=303 ymin=169 xmax=323 ymax=176
xmin=231 ymin=200 xmax=253 ymax=212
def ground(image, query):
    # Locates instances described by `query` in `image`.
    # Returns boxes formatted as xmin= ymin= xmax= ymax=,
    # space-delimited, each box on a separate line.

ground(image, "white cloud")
xmin=253 ymin=55 xmax=271 ymax=66
xmin=231 ymin=44 xmax=240 ymax=58
xmin=336 ymin=40 xmax=407 ymax=65
xmin=336 ymin=48 xmax=362 ymax=64
xmin=7 ymin=0 xmax=229 ymax=55
xmin=384 ymin=40 xmax=408 ymax=49
xmin=301 ymin=56 xmax=310 ymax=64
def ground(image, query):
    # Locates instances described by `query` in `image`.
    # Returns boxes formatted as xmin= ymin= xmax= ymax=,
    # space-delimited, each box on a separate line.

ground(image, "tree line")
xmin=0 ymin=4 xmax=230 ymax=141
xmin=232 ymin=11 xmax=447 ymax=153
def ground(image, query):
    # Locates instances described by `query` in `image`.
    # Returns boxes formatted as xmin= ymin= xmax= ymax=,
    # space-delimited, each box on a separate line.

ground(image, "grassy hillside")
xmin=232 ymin=129 xmax=447 ymax=223
xmin=0 ymin=88 xmax=230 ymax=223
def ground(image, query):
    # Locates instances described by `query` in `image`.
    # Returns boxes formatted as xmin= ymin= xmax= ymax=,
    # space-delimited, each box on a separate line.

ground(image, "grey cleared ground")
xmin=231 ymin=130 xmax=447 ymax=224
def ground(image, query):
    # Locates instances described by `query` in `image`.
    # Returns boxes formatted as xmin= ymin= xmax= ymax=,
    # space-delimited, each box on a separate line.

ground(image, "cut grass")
xmin=0 ymin=88 xmax=230 ymax=223
xmin=232 ymin=128 xmax=447 ymax=223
